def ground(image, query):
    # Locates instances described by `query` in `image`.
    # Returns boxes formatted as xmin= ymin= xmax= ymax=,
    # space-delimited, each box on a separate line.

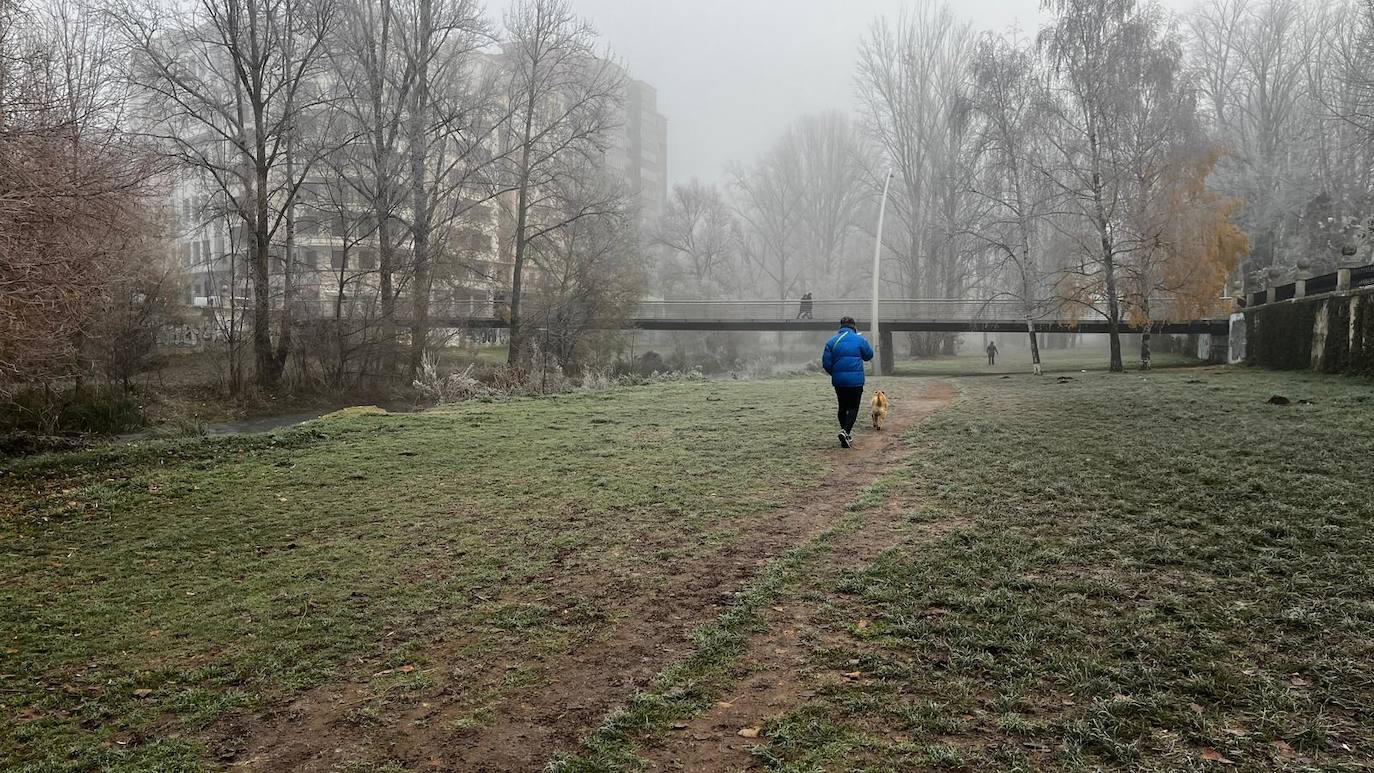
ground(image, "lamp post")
xmin=870 ymin=169 xmax=893 ymax=375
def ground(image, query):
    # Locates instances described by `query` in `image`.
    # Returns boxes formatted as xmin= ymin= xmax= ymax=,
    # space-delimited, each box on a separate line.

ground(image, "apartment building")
xmin=605 ymin=68 xmax=668 ymax=226
xmin=171 ymin=51 xmax=665 ymax=329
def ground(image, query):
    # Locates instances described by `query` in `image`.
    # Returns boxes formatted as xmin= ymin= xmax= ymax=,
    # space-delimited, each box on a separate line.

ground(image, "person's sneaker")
xmin=845 ymin=430 xmax=855 ymax=447
xmin=838 ymin=431 xmax=850 ymax=448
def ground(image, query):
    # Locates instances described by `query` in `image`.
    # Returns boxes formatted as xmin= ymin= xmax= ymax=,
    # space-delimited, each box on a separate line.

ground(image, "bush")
xmin=412 ymin=356 xmax=491 ymax=404
xmin=0 ymin=385 xmax=146 ymax=436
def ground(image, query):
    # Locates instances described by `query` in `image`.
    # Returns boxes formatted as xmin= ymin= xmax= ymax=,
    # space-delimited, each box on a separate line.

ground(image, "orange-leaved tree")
xmin=1121 ymin=143 xmax=1248 ymax=368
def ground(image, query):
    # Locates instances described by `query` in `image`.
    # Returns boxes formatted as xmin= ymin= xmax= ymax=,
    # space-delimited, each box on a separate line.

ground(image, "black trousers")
xmin=835 ymin=386 xmax=864 ymax=433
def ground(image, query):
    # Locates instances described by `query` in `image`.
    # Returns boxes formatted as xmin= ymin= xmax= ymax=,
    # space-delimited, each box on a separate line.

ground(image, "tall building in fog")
xmin=605 ymin=73 xmax=668 ymax=226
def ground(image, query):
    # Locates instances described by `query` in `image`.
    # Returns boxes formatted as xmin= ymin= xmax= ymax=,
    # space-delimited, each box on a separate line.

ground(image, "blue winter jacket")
xmin=822 ymin=326 xmax=874 ymax=388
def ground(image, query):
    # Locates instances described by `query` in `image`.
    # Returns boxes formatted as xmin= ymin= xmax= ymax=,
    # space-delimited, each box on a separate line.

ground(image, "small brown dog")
xmin=870 ymin=390 xmax=889 ymax=431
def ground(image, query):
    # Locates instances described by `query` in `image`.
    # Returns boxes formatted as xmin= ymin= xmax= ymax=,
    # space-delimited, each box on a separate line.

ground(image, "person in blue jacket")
xmin=821 ymin=316 xmax=874 ymax=448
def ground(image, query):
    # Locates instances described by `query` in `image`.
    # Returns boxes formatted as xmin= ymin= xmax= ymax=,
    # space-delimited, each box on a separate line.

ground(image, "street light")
xmin=870 ymin=168 xmax=893 ymax=376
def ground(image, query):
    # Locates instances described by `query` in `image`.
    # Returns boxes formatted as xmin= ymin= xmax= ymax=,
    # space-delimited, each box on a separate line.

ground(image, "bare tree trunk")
xmin=252 ymin=160 xmax=277 ymax=386
xmin=406 ymin=0 xmax=432 ymax=378
xmin=1089 ymin=126 xmax=1123 ymax=373
xmin=274 ymin=105 xmax=297 ymax=382
xmin=508 ymin=110 xmax=535 ymax=366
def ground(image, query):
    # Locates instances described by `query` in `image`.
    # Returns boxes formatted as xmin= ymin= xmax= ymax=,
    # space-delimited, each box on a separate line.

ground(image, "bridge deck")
xmin=429 ymin=299 xmax=1228 ymax=335
xmin=192 ymin=298 xmax=1230 ymax=336
xmin=442 ymin=317 xmax=1227 ymax=335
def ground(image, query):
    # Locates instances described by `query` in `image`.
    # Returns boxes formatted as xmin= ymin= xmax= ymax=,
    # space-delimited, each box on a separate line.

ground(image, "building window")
xmin=358 ymin=249 xmax=376 ymax=270
xmin=305 ymin=249 xmax=318 ymax=269
xmin=331 ymin=249 xmax=345 ymax=270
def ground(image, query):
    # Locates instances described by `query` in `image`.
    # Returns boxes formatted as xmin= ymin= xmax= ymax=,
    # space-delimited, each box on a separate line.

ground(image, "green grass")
xmin=741 ymin=367 xmax=1374 ymax=771
xmin=0 ymin=378 xmax=849 ymax=772
xmin=892 ymin=346 xmax=1197 ymax=377
xmin=9 ymin=364 xmax=1373 ymax=772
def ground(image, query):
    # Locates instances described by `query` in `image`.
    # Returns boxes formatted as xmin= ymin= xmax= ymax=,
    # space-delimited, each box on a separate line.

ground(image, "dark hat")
xmin=839 ymin=315 xmax=857 ymax=329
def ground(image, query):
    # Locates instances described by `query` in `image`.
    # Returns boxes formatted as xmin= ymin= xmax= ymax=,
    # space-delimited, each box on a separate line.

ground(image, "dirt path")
xmin=641 ymin=414 xmax=966 ymax=771
xmin=227 ymin=379 xmax=956 ymax=772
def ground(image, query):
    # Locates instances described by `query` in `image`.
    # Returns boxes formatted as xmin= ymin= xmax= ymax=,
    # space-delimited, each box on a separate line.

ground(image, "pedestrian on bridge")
xmin=986 ymin=340 xmax=998 ymax=366
xmin=797 ymin=292 xmax=814 ymax=319
xmin=822 ymin=316 xmax=874 ymax=449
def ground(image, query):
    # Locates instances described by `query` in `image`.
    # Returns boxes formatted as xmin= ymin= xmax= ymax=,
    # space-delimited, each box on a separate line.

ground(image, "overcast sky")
xmin=498 ymin=0 xmax=1198 ymax=186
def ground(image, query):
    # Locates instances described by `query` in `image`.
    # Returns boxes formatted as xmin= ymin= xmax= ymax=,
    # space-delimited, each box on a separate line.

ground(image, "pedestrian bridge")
xmin=427 ymin=298 xmax=1229 ymax=335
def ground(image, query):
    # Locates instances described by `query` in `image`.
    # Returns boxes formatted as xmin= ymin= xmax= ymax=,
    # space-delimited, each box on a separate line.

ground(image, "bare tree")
xmin=1337 ymin=0 xmax=1374 ymax=140
xmin=731 ymin=145 xmax=803 ymax=302
xmin=857 ymin=2 xmax=977 ymax=356
xmin=653 ymin=179 xmax=739 ymax=298
xmin=1188 ymin=0 xmax=1325 ymax=279
xmin=397 ymin=0 xmax=499 ymax=376
xmin=498 ymin=0 xmax=624 ymax=366
xmin=784 ymin=111 xmax=872 ymax=298
xmin=1 ymin=0 xmax=156 ymax=402
xmin=328 ymin=0 xmax=414 ymax=331
xmin=1039 ymin=0 xmax=1193 ymax=372
xmin=969 ymin=32 xmax=1053 ymax=374
xmin=111 ymin=0 xmax=336 ymax=388
xmin=528 ymin=167 xmax=643 ymax=374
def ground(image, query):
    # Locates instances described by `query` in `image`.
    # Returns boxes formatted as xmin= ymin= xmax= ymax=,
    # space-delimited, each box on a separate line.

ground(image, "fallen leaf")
xmin=855 ymin=619 xmax=871 ymax=630
xmin=670 ymin=722 xmax=688 ymax=730
xmin=1201 ymin=748 xmax=1234 ymax=765
xmin=1189 ymin=703 xmax=1205 ymax=714
xmin=399 ymin=665 xmax=415 ymax=673
xmin=737 ymin=727 xmax=760 ymax=738
xmin=1272 ymin=740 xmax=1294 ymax=754
xmin=842 ymin=671 xmax=862 ymax=679
xmin=1221 ymin=727 xmax=1247 ymax=737
xmin=715 ymin=701 xmax=733 ymax=709
xmin=132 ymin=688 xmax=153 ymax=698
xmin=1289 ymin=676 xmax=1310 ymax=687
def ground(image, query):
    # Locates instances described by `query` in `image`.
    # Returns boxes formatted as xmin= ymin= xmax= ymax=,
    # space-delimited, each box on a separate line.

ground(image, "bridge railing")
xmin=269 ymin=296 xmax=1209 ymax=324
xmin=629 ymin=299 xmax=1081 ymax=322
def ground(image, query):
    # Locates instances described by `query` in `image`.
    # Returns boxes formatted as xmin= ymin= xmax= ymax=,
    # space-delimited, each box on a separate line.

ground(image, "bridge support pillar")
xmin=1338 ymin=268 xmax=1352 ymax=291
xmin=879 ymin=330 xmax=895 ymax=375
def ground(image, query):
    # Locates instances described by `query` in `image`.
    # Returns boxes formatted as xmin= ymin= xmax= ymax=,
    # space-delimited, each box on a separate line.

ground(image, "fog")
xmin=5 ymin=0 xmax=1372 ymax=401
xmin=509 ymin=0 xmax=1198 ymax=184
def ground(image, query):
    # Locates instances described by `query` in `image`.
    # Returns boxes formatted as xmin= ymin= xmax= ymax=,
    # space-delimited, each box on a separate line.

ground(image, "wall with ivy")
xmin=1245 ymin=290 xmax=1374 ymax=375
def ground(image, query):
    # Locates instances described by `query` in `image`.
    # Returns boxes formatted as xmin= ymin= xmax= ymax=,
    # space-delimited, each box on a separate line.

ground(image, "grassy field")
xmin=0 ymin=377 xmax=854 ymax=771
xmin=891 ymin=346 xmax=1197 ymax=377
xmin=570 ymin=366 xmax=1374 ymax=771
xmin=6 ymin=362 xmax=1374 ymax=772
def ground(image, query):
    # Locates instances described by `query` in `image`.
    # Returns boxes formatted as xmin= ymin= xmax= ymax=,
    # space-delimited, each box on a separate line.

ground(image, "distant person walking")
xmin=822 ymin=316 xmax=874 ymax=448
xmin=797 ymin=292 xmax=814 ymax=319
xmin=986 ymin=340 xmax=999 ymax=366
